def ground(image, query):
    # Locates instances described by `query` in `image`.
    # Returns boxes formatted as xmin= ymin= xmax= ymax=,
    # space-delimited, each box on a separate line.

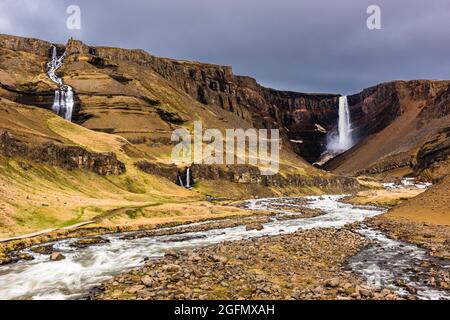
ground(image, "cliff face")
xmin=1 ymin=34 xmax=449 ymax=173
xmin=347 ymin=82 xmax=403 ymax=140
xmin=92 ymin=45 xmax=340 ymax=162
xmin=135 ymin=161 xmax=360 ymax=195
xmin=0 ymin=131 xmax=125 ymax=175
xmin=0 ymin=35 xmax=57 ymax=110
xmin=0 ymin=35 xmax=343 ymax=162
xmin=324 ymin=80 xmax=450 ymax=178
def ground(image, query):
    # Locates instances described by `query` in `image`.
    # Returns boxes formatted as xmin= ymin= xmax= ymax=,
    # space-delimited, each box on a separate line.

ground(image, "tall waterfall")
xmin=47 ymin=46 xmax=74 ymax=121
xmin=337 ymin=96 xmax=352 ymax=149
xmin=326 ymin=96 xmax=353 ymax=152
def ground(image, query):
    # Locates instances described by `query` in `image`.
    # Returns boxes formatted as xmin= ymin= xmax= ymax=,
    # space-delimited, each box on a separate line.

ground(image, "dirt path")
xmin=0 ymin=220 xmax=95 ymax=243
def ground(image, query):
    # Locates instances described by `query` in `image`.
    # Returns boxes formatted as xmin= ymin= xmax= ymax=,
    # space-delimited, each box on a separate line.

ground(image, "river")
xmin=0 ymin=191 xmax=448 ymax=300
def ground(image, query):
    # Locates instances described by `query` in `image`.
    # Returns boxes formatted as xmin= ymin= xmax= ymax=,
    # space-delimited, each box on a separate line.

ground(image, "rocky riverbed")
xmin=0 ymin=194 xmax=449 ymax=300
xmin=91 ymin=228 xmax=398 ymax=300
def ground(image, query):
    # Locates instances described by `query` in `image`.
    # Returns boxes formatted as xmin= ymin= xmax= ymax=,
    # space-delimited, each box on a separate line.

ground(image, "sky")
xmin=0 ymin=0 xmax=449 ymax=94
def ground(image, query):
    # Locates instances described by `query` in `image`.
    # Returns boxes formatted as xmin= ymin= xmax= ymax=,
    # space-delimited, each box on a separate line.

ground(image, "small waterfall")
xmin=326 ymin=95 xmax=353 ymax=152
xmin=47 ymin=45 xmax=74 ymax=121
xmin=186 ymin=167 xmax=191 ymax=189
xmin=177 ymin=168 xmax=192 ymax=189
xmin=178 ymin=175 xmax=184 ymax=187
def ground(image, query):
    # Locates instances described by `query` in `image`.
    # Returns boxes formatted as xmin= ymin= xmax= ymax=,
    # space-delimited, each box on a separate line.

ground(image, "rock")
xmin=405 ymin=285 xmax=417 ymax=294
xmin=164 ymin=250 xmax=178 ymax=258
xmin=128 ymin=285 xmax=145 ymax=294
xmin=325 ymin=278 xmax=340 ymax=288
xmin=245 ymin=223 xmax=264 ymax=231
xmin=71 ymin=237 xmax=110 ymax=248
xmin=358 ymin=288 xmax=373 ymax=298
xmin=291 ymin=290 xmax=302 ymax=300
xmin=31 ymin=245 xmax=54 ymax=255
xmin=163 ymin=264 xmax=181 ymax=273
xmin=50 ymin=252 xmax=65 ymax=261
xmin=0 ymin=257 xmax=18 ymax=265
xmin=380 ymin=288 xmax=391 ymax=297
xmin=90 ymin=227 xmax=374 ymax=300
xmin=212 ymin=255 xmax=228 ymax=264
xmin=187 ymin=252 xmax=201 ymax=262
xmin=141 ymin=275 xmax=153 ymax=287
xmin=0 ymin=131 xmax=126 ymax=176
xmin=14 ymin=252 xmax=34 ymax=261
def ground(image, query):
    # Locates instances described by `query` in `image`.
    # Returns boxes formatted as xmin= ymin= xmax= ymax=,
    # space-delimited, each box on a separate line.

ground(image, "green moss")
xmin=13 ymin=208 xmax=60 ymax=229
xmin=58 ymin=208 xmax=85 ymax=227
xmin=125 ymin=207 xmax=144 ymax=219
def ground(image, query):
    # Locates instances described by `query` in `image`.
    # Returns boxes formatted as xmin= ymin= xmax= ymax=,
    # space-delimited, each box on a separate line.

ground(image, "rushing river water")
xmin=0 ymin=194 xmax=448 ymax=300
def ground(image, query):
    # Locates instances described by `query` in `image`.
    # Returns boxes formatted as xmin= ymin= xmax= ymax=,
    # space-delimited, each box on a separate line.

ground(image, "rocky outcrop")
xmin=0 ymin=34 xmax=52 ymax=57
xmin=190 ymin=163 xmax=360 ymax=191
xmin=347 ymin=80 xmax=450 ymax=141
xmin=135 ymin=160 xmax=360 ymax=192
xmin=413 ymin=127 xmax=450 ymax=181
xmin=135 ymin=161 xmax=178 ymax=181
xmin=346 ymin=82 xmax=402 ymax=140
xmin=0 ymin=131 xmax=125 ymax=175
xmin=355 ymin=152 xmax=413 ymax=176
xmin=340 ymin=127 xmax=450 ymax=181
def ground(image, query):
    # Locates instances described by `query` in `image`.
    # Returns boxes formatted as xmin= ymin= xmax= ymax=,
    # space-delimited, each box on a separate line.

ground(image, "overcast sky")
xmin=0 ymin=0 xmax=449 ymax=94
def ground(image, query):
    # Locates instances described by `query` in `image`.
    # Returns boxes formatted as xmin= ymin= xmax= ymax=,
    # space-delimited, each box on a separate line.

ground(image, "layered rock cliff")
xmin=0 ymin=131 xmax=125 ymax=175
xmin=1 ymin=34 xmax=449 ymax=176
xmin=324 ymin=80 xmax=450 ymax=179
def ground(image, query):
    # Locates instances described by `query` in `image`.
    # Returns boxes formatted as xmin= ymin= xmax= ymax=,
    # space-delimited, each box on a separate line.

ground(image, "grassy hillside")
xmin=0 ymin=35 xmax=356 ymax=238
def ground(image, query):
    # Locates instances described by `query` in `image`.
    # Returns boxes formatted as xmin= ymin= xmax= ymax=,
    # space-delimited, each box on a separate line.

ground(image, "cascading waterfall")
xmin=327 ymin=95 xmax=353 ymax=152
xmin=47 ymin=45 xmax=74 ymax=121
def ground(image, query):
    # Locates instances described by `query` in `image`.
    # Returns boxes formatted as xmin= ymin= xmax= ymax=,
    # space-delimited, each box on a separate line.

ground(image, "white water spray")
xmin=327 ymin=96 xmax=353 ymax=152
xmin=47 ymin=46 xmax=74 ymax=121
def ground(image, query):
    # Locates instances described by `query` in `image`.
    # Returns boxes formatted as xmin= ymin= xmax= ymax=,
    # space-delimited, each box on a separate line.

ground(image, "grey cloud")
xmin=0 ymin=0 xmax=449 ymax=93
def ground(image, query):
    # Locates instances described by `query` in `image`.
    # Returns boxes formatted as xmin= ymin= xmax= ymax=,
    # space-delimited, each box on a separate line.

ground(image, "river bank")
xmin=91 ymin=227 xmax=397 ymax=300
xmin=0 ymin=195 xmax=383 ymax=299
xmin=0 ymin=183 xmax=449 ymax=300
xmin=0 ymin=201 xmax=278 ymax=265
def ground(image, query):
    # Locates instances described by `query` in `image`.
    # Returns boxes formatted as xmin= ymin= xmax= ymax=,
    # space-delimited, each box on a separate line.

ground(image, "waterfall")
xmin=186 ymin=168 xmax=191 ymax=189
xmin=47 ymin=45 xmax=74 ymax=121
xmin=326 ymin=95 xmax=353 ymax=152
xmin=178 ymin=175 xmax=184 ymax=187
xmin=337 ymin=96 xmax=352 ymax=149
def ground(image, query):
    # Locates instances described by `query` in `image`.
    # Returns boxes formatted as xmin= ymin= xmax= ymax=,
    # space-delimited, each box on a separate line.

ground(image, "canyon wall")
xmin=324 ymin=80 xmax=450 ymax=178
xmin=1 ymin=34 xmax=449 ymax=170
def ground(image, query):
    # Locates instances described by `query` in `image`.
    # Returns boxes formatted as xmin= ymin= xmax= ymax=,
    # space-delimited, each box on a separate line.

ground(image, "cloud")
xmin=1 ymin=0 xmax=449 ymax=93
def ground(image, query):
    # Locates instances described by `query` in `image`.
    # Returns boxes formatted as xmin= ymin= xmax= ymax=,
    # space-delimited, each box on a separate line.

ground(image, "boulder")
xmin=50 ymin=252 xmax=65 ymax=261
xmin=246 ymin=223 xmax=264 ymax=231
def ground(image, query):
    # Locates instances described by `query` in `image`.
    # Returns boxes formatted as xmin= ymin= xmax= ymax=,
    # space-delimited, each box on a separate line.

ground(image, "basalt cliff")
xmin=0 ymin=33 xmax=449 ymax=236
